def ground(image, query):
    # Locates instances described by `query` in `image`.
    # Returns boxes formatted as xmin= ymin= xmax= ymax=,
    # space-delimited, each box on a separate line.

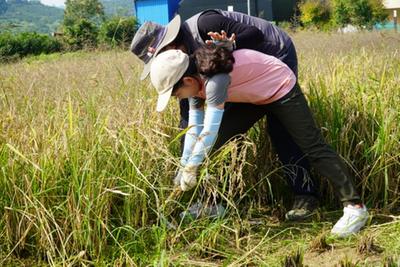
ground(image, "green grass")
xmin=0 ymin=31 xmax=399 ymax=266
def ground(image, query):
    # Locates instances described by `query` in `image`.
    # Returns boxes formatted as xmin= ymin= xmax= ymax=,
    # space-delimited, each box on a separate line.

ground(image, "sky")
xmin=40 ymin=0 xmax=65 ymax=8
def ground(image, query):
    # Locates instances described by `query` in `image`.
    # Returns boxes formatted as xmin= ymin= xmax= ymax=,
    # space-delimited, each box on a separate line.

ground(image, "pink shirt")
xmin=227 ymin=49 xmax=296 ymax=105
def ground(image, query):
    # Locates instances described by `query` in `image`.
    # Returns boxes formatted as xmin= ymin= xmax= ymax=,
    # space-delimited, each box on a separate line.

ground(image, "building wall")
xmin=383 ymin=0 xmax=400 ymax=9
xmin=135 ymin=0 xmax=169 ymax=24
xmin=386 ymin=9 xmax=399 ymax=19
xmin=374 ymin=0 xmax=399 ymax=31
xmin=135 ymin=0 xmax=299 ymax=25
xmin=168 ymin=0 xmax=181 ymax=19
xmin=178 ymin=0 xmax=273 ymax=21
xmin=271 ymin=0 xmax=298 ymax=22
xmin=383 ymin=0 xmax=399 ymax=27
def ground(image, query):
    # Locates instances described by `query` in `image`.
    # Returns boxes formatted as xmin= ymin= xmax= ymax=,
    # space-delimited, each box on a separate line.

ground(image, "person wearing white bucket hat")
xmin=149 ymin=46 xmax=369 ymax=238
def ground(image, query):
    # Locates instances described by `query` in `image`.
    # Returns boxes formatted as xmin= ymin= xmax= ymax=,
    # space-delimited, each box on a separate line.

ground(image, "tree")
xmin=0 ymin=32 xmax=62 ymax=61
xmin=62 ymin=0 xmax=105 ymax=50
xmin=331 ymin=0 xmax=351 ymax=27
xmin=64 ymin=18 xmax=98 ymax=50
xmin=299 ymin=0 xmax=331 ymax=28
xmin=366 ymin=0 xmax=389 ymax=27
xmin=63 ymin=0 xmax=105 ymax=27
xmin=99 ymin=16 xmax=139 ymax=48
xmin=331 ymin=0 xmax=388 ymax=28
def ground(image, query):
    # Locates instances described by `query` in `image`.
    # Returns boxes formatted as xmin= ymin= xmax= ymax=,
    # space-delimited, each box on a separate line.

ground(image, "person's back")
xmin=191 ymin=48 xmax=296 ymax=107
xmin=182 ymin=9 xmax=292 ymax=57
xmin=215 ymin=10 xmax=292 ymax=55
xmin=228 ymin=49 xmax=296 ymax=104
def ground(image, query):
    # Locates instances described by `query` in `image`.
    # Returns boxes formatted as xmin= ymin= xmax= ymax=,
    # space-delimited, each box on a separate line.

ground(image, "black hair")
xmin=194 ymin=46 xmax=235 ymax=77
xmin=172 ymin=46 xmax=235 ymax=93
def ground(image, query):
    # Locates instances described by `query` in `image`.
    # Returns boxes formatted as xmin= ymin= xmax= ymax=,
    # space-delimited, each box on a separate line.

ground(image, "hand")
xmin=180 ymin=165 xmax=198 ymax=191
xmin=206 ymin=30 xmax=236 ymax=51
xmin=173 ymin=169 xmax=183 ymax=187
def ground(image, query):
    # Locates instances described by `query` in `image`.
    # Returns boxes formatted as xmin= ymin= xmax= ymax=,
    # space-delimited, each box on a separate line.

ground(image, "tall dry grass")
xmin=0 ymin=32 xmax=399 ymax=265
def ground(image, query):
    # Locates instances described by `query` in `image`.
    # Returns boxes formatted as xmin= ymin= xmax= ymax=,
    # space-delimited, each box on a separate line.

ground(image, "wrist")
xmin=180 ymin=157 xmax=188 ymax=167
xmin=184 ymin=164 xmax=199 ymax=173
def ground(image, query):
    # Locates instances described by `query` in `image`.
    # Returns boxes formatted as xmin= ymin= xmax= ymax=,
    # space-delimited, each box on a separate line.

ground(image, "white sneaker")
xmin=331 ymin=204 xmax=369 ymax=238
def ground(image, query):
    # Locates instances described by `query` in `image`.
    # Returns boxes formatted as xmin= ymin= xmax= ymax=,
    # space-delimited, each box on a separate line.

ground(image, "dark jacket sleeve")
xmin=197 ymin=11 xmax=264 ymax=50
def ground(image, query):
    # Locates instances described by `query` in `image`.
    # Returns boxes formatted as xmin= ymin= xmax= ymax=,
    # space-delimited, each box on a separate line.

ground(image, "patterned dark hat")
xmin=130 ymin=15 xmax=181 ymax=80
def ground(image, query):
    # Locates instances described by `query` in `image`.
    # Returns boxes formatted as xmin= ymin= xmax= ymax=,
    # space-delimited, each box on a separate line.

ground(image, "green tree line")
xmin=0 ymin=0 xmax=138 ymax=62
xmin=298 ymin=0 xmax=389 ymax=30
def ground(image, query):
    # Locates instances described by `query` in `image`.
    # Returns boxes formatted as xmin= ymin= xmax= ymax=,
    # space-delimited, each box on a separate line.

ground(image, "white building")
xmin=383 ymin=0 xmax=400 ymax=20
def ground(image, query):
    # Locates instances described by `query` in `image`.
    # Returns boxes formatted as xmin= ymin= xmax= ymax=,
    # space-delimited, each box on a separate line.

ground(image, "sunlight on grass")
xmin=0 ymin=32 xmax=399 ymax=266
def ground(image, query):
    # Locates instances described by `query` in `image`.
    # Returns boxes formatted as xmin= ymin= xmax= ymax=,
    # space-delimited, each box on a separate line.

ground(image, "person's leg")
xmin=180 ymin=103 xmax=267 ymax=221
xmin=213 ymin=100 xmax=320 ymax=220
xmin=267 ymin=83 xmax=368 ymax=237
xmin=267 ymin=84 xmax=361 ymax=204
xmin=212 ymin=103 xmax=268 ymax=151
xmin=266 ymin=113 xmax=319 ymax=197
xmin=214 ymin=102 xmax=320 ymax=219
xmin=179 ymin=98 xmax=190 ymax=153
xmin=276 ymin=42 xmax=321 ymax=219
xmin=267 ymin=113 xmax=320 ymax=221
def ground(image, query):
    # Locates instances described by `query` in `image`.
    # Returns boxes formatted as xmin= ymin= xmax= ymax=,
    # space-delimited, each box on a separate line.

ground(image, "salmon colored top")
xmin=227 ymin=49 xmax=296 ymax=104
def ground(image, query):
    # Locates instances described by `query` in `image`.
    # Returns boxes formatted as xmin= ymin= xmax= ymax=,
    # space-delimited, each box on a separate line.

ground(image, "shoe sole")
xmin=285 ymin=211 xmax=319 ymax=221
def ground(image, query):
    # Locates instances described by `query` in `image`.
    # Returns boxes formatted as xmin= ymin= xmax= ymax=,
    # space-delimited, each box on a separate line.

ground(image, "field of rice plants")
xmin=0 ymin=32 xmax=399 ymax=266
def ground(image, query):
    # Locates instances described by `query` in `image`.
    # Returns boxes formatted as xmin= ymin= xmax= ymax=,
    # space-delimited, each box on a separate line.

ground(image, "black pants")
xmin=179 ymin=42 xmax=320 ymax=197
xmin=213 ymin=84 xmax=361 ymax=203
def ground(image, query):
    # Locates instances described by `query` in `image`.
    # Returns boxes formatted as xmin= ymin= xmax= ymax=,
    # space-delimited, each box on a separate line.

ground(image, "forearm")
xmin=181 ymin=108 xmax=204 ymax=166
xmin=186 ymin=106 xmax=224 ymax=167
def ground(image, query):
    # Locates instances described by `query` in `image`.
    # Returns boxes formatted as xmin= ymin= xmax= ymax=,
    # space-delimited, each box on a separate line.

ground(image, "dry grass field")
xmin=0 ymin=31 xmax=399 ymax=266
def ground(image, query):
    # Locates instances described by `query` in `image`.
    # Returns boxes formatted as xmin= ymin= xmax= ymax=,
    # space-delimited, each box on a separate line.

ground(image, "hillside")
xmin=0 ymin=0 xmax=133 ymax=34
xmin=0 ymin=1 xmax=63 ymax=33
xmin=102 ymin=0 xmax=133 ymax=17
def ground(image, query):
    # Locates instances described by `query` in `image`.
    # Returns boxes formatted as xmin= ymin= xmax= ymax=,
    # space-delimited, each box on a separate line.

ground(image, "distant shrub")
xmin=331 ymin=0 xmax=389 ymax=29
xmin=63 ymin=18 xmax=99 ymax=50
xmin=99 ymin=16 xmax=139 ymax=48
xmin=0 ymin=31 xmax=62 ymax=61
xmin=299 ymin=0 xmax=331 ymax=29
xmin=299 ymin=0 xmax=388 ymax=30
xmin=278 ymin=21 xmax=295 ymax=32
xmin=331 ymin=0 xmax=351 ymax=27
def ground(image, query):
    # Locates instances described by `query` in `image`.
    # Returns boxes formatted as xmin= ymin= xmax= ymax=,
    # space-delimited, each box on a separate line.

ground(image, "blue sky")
xmin=40 ymin=0 xmax=65 ymax=8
